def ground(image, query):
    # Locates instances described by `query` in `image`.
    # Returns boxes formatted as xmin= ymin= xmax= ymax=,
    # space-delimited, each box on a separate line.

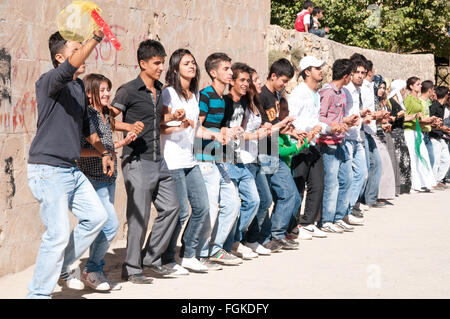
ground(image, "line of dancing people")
xmin=26 ymin=30 xmax=450 ymax=298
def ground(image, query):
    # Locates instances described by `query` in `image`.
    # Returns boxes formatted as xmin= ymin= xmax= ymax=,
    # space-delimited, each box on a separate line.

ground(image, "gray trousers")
xmin=122 ymin=157 xmax=180 ymax=276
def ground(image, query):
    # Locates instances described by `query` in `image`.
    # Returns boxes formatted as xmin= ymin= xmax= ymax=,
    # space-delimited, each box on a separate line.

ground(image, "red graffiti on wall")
xmin=93 ymin=24 xmax=127 ymax=71
xmin=10 ymin=91 xmax=37 ymax=133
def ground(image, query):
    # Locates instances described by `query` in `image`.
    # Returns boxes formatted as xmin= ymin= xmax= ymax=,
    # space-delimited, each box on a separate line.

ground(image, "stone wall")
xmin=0 ymin=0 xmax=270 ymax=277
xmin=268 ymin=25 xmax=435 ymax=94
xmin=0 ymin=3 xmax=437 ymax=278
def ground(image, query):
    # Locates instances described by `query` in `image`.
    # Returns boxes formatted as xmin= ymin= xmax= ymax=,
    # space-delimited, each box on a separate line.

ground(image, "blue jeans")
xmin=222 ymin=163 xmax=260 ymax=251
xmin=244 ymin=163 xmax=273 ymax=244
xmin=423 ymin=133 xmax=435 ymax=169
xmin=85 ymin=180 xmax=119 ymax=273
xmin=26 ymin=164 xmax=107 ymax=299
xmin=259 ymin=155 xmax=301 ymax=244
xmin=320 ymin=144 xmax=352 ymax=225
xmin=363 ymin=133 xmax=382 ymax=205
xmin=196 ymin=162 xmax=240 ymax=258
xmin=309 ymin=29 xmax=327 ymax=37
xmin=344 ymin=140 xmax=368 ymax=214
xmin=162 ymin=165 xmax=209 ymax=263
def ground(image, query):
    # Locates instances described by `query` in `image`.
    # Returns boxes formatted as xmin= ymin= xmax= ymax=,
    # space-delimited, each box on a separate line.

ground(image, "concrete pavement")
xmin=1 ymin=189 xmax=449 ymax=299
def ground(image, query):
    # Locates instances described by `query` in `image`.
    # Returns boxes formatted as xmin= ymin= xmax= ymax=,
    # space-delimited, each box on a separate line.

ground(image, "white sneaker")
xmin=303 ymin=224 xmax=327 ymax=238
xmin=298 ymin=226 xmax=313 ymax=240
xmin=335 ymin=219 xmax=354 ymax=232
xmin=163 ymin=263 xmax=190 ymax=276
xmin=181 ymin=257 xmax=208 ymax=273
xmin=344 ymin=213 xmax=364 ymax=225
xmin=104 ymin=276 xmax=122 ymax=291
xmin=320 ymin=222 xmax=344 ymax=233
xmin=58 ymin=269 xmax=85 ymax=290
xmin=81 ymin=270 xmax=110 ymax=291
xmin=243 ymin=242 xmax=271 ymax=255
xmin=232 ymin=242 xmax=258 ymax=260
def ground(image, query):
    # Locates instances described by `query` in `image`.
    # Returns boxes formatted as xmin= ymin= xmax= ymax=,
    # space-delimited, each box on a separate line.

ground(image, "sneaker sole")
xmin=281 ymin=245 xmax=299 ymax=250
xmin=320 ymin=228 xmax=343 ymax=234
xmin=183 ymin=267 xmax=208 ymax=273
xmin=256 ymin=251 xmax=271 ymax=255
xmin=82 ymin=280 xmax=110 ymax=291
xmin=336 ymin=226 xmax=354 ymax=232
xmin=58 ymin=280 xmax=85 ymax=291
xmin=232 ymin=251 xmax=256 ymax=260
xmin=210 ymin=259 xmax=242 ymax=265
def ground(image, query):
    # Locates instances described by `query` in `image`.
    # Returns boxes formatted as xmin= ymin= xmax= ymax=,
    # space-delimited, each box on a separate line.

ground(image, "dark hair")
xmin=83 ymin=73 xmax=115 ymax=130
xmin=406 ymin=76 xmax=420 ymax=91
xmin=137 ymin=40 xmax=166 ymax=69
xmin=248 ymin=67 xmax=264 ymax=116
xmin=267 ymin=58 xmax=294 ymax=80
xmin=165 ymin=49 xmax=200 ymax=100
xmin=231 ymin=62 xmax=251 ymax=81
xmin=49 ymin=31 xmax=68 ymax=68
xmin=365 ymin=60 xmax=374 ymax=73
xmin=436 ymin=86 xmax=449 ymax=99
xmin=332 ymin=59 xmax=353 ymax=81
xmin=350 ymin=53 xmax=368 ymax=63
xmin=351 ymin=58 xmax=368 ymax=73
xmin=304 ymin=1 xmax=315 ymax=9
xmin=420 ymin=80 xmax=434 ymax=94
xmin=312 ymin=7 xmax=323 ymax=16
xmin=300 ymin=66 xmax=312 ymax=80
xmin=204 ymin=52 xmax=232 ymax=80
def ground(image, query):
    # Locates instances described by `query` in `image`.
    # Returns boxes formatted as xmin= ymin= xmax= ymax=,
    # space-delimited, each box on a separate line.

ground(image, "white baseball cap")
xmin=299 ymin=56 xmax=325 ymax=72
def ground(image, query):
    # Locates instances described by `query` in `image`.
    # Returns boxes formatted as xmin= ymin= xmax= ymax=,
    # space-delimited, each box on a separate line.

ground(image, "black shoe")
xmin=263 ymin=239 xmax=283 ymax=253
xmin=277 ymin=238 xmax=299 ymax=250
xmin=123 ymin=273 xmax=153 ymax=284
xmin=351 ymin=208 xmax=364 ymax=218
xmin=369 ymin=202 xmax=386 ymax=208
xmin=143 ymin=264 xmax=177 ymax=276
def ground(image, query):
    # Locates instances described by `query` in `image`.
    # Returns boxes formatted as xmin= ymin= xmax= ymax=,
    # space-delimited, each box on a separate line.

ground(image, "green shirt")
xmin=279 ymin=134 xmax=309 ymax=168
xmin=403 ymin=94 xmax=423 ymax=131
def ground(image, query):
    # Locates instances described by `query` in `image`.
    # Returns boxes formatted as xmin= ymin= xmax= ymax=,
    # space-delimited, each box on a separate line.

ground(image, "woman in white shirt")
xmin=160 ymin=49 xmax=209 ymax=273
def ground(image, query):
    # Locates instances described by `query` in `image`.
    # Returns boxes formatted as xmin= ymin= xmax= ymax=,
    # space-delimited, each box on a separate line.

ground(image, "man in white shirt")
xmin=288 ymin=56 xmax=329 ymax=239
xmin=360 ymin=60 xmax=384 ymax=208
xmin=342 ymin=58 xmax=373 ymax=225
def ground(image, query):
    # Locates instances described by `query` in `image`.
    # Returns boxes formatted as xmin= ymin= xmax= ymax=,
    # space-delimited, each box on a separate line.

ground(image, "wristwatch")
xmin=93 ymin=34 xmax=103 ymax=43
xmin=101 ymin=151 xmax=112 ymax=158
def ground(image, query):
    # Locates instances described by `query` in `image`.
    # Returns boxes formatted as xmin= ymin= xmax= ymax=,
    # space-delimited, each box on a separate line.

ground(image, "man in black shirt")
xmin=27 ymin=30 xmax=114 ymax=299
xmin=429 ymin=86 xmax=450 ymax=187
xmin=110 ymin=40 xmax=181 ymax=284
xmin=256 ymin=58 xmax=304 ymax=252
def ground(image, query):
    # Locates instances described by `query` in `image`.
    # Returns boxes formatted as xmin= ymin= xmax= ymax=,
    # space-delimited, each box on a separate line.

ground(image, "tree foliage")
xmin=271 ymin=0 xmax=450 ymax=58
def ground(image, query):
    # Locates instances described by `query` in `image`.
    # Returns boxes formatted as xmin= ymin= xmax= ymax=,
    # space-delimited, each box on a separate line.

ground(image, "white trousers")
xmin=404 ymin=130 xmax=436 ymax=190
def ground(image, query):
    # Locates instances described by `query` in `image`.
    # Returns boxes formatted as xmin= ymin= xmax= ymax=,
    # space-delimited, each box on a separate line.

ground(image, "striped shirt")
xmin=318 ymin=82 xmax=346 ymax=145
xmin=194 ymin=86 xmax=225 ymax=162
